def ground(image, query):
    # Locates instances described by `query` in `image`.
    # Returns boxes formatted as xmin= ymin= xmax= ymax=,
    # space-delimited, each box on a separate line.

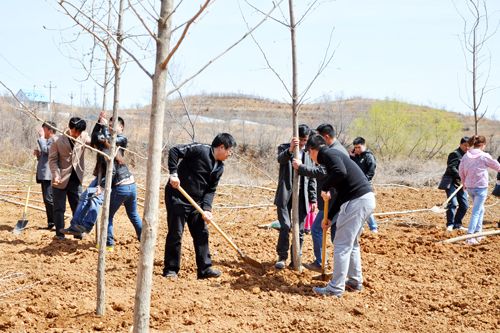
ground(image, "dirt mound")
xmin=0 ymin=185 xmax=499 ymax=332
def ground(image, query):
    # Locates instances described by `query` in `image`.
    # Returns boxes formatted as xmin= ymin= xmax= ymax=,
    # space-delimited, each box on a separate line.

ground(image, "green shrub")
xmin=350 ymin=99 xmax=462 ymax=160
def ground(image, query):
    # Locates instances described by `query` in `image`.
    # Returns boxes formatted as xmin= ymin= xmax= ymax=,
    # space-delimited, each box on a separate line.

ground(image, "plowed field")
xmin=1 ymin=184 xmax=500 ymax=332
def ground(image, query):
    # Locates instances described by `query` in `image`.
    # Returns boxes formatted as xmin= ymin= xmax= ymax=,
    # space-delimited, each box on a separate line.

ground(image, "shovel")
xmin=13 ymin=157 xmax=37 ymax=234
xmin=429 ymin=184 xmax=464 ymax=214
xmin=313 ymin=200 xmax=333 ymax=281
xmin=177 ymin=186 xmax=264 ymax=270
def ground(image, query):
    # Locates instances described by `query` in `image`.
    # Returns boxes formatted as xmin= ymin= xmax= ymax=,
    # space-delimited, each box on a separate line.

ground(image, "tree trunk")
xmin=133 ymin=1 xmax=174 ymax=331
xmin=96 ymin=0 xmax=113 ymax=245
xmin=288 ymin=0 xmax=301 ymax=272
xmin=96 ymin=0 xmax=124 ymax=316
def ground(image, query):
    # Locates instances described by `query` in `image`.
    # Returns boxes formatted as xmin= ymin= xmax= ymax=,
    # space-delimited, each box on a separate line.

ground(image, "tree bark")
xmin=288 ymin=0 xmax=301 ymax=272
xmin=133 ymin=1 xmax=173 ymax=331
xmin=96 ymin=0 xmax=124 ymax=316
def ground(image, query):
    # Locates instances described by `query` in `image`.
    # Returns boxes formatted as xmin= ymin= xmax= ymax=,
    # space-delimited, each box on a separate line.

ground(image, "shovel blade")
xmin=238 ymin=255 xmax=264 ymax=270
xmin=312 ymin=272 xmax=333 ymax=281
xmin=14 ymin=220 xmax=29 ymax=235
xmin=430 ymin=206 xmax=446 ymax=214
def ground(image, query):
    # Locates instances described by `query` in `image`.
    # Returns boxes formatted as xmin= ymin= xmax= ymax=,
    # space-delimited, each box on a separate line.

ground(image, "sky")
xmin=1 ymin=0 xmax=500 ymax=118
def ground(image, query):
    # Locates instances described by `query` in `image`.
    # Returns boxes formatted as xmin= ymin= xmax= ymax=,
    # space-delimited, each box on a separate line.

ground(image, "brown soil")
xmin=0 ymin=184 xmax=500 ymax=332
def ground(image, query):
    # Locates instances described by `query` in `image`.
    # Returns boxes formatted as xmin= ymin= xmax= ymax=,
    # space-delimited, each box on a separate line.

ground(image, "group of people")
xmin=444 ymin=135 xmax=500 ymax=244
xmin=271 ymin=123 xmax=377 ymax=297
xmin=160 ymin=123 xmax=378 ymax=299
xmin=31 ymin=114 xmax=500 ymax=300
xmin=35 ymin=112 xmax=142 ymax=251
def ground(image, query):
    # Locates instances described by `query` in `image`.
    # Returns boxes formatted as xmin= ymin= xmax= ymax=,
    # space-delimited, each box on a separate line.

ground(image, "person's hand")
xmin=322 ymin=218 xmax=332 ymax=231
xmin=33 ymin=149 xmax=40 ymax=158
xmin=96 ymin=185 xmax=104 ymax=196
xmin=170 ymin=175 xmax=180 ymax=188
xmin=37 ymin=128 xmax=44 ymax=138
xmin=310 ymin=202 xmax=317 ymax=213
xmin=289 ymin=137 xmax=299 ymax=154
xmin=292 ymin=158 xmax=302 ymax=170
xmin=99 ymin=111 xmax=108 ymax=125
xmin=349 ymin=148 xmax=355 ymax=157
xmin=202 ymin=210 xmax=212 ymax=224
xmin=53 ymin=176 xmax=62 ymax=185
xmin=321 ymin=190 xmax=331 ymax=201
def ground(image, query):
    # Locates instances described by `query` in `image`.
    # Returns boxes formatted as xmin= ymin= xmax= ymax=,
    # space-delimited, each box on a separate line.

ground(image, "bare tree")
xmin=455 ymin=0 xmax=500 ymax=134
xmin=241 ymin=0 xmax=336 ymax=270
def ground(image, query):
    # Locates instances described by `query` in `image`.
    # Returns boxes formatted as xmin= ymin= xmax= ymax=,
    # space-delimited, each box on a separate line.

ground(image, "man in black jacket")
xmin=163 ymin=133 xmax=236 ymax=279
xmin=292 ymin=123 xmax=348 ymax=273
xmin=350 ymin=137 xmax=378 ymax=232
xmin=274 ymin=124 xmax=317 ymax=269
xmin=306 ymin=134 xmax=375 ymax=298
xmin=443 ymin=137 xmax=469 ymax=231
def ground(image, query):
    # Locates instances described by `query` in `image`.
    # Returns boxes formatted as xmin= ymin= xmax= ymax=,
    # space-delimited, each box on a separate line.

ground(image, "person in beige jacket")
xmin=49 ymin=117 xmax=91 ymax=240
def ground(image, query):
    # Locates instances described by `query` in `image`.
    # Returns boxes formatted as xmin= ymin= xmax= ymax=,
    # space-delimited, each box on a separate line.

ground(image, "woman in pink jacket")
xmin=459 ymin=135 xmax=500 ymax=244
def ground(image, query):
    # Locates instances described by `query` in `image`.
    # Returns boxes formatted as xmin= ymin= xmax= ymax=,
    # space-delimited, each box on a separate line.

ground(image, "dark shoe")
xmin=198 ymin=269 xmax=222 ymax=280
xmin=60 ymin=227 xmax=82 ymax=236
xmin=73 ymin=233 xmax=85 ymax=240
xmin=305 ymin=229 xmax=311 ymax=235
xmin=303 ymin=262 xmax=323 ymax=273
xmin=345 ymin=278 xmax=362 ymax=292
xmin=163 ymin=271 xmax=178 ymax=278
xmin=313 ymin=287 xmax=342 ymax=298
xmin=75 ymin=224 xmax=92 ymax=234
xmin=275 ymin=256 xmax=286 ymax=269
xmin=54 ymin=235 xmax=65 ymax=240
xmin=39 ymin=225 xmax=56 ymax=231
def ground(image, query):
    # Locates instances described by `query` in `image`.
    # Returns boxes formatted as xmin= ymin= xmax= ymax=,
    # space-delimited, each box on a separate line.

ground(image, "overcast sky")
xmin=1 ymin=0 xmax=499 ymax=118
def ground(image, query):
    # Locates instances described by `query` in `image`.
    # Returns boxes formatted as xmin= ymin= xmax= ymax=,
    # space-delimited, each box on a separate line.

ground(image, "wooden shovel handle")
xmin=442 ymin=184 xmax=464 ymax=206
xmin=321 ymin=200 xmax=328 ymax=274
xmin=177 ymin=186 xmax=244 ymax=257
xmin=23 ymin=157 xmax=37 ymax=216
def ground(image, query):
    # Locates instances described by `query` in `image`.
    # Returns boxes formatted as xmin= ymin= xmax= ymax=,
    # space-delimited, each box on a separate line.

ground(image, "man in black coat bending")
xmin=163 ymin=133 xmax=236 ymax=279
xmin=274 ymin=124 xmax=317 ymax=269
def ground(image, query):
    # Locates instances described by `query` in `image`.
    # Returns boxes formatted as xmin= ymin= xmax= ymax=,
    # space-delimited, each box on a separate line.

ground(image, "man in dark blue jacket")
xmin=163 ymin=133 xmax=236 ymax=279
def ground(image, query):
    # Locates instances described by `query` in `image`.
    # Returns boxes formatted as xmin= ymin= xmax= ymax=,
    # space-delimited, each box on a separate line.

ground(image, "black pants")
xmin=276 ymin=188 xmax=308 ymax=260
xmin=52 ymin=178 xmax=82 ymax=237
xmin=163 ymin=186 xmax=212 ymax=277
xmin=40 ymin=180 xmax=54 ymax=227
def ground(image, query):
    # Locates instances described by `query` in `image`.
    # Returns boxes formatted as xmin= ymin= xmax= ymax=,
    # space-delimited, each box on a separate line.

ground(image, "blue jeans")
xmin=311 ymin=210 xmax=338 ymax=267
xmin=362 ymin=215 xmax=377 ymax=231
xmin=466 ymin=188 xmax=487 ymax=234
xmin=68 ymin=178 xmax=104 ymax=231
xmin=446 ymin=184 xmax=469 ymax=228
xmin=107 ymin=183 xmax=142 ymax=247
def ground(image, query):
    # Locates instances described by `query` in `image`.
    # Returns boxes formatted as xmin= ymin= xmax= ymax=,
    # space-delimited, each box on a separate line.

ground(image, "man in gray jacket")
xmin=34 ymin=121 xmax=56 ymax=231
xmin=274 ymin=124 xmax=317 ymax=269
xmin=292 ymin=123 xmax=349 ymax=272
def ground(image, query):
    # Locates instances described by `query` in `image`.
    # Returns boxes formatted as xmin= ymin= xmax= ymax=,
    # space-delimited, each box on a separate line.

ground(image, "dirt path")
xmin=0 ymin=185 xmax=499 ymax=332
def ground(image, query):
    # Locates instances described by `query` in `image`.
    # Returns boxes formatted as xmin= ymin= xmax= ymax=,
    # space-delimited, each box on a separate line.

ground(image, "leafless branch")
xmin=238 ymin=1 xmax=292 ymax=98
xmin=165 ymin=0 xmax=284 ymax=97
xmin=161 ymin=0 xmax=212 ymax=69
xmin=58 ymin=0 xmax=154 ymax=79
xmin=242 ymin=0 xmax=288 ymax=26
xmin=0 ymin=81 xmax=110 ymax=160
xmin=128 ymin=0 xmax=158 ymax=41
